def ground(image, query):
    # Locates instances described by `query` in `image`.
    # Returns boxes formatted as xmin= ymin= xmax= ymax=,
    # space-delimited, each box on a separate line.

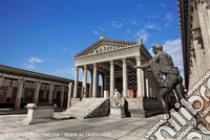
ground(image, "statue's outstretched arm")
xmin=133 ymin=63 xmax=150 ymax=70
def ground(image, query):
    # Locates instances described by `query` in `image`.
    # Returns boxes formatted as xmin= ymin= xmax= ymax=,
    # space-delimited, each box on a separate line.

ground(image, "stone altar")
xmin=20 ymin=103 xmax=55 ymax=125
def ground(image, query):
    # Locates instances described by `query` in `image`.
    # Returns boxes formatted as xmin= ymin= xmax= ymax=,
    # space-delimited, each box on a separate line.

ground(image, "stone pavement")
xmin=0 ymin=114 xmax=209 ymax=140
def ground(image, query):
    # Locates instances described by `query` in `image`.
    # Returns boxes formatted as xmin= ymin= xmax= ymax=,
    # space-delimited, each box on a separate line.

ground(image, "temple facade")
xmin=73 ymin=35 xmax=159 ymax=99
xmin=71 ymin=35 xmax=162 ymax=117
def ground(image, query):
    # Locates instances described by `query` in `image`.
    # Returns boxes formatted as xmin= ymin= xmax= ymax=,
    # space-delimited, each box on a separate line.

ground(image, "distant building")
xmin=178 ymin=0 xmax=210 ymax=130
xmin=178 ymin=0 xmax=210 ymax=88
xmin=0 ymin=65 xmax=86 ymax=109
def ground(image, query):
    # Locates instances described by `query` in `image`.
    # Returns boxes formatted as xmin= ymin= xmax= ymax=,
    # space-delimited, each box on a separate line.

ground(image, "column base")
xmin=15 ymin=98 xmax=21 ymax=109
xmin=34 ymin=99 xmax=39 ymax=104
xmin=105 ymin=91 xmax=109 ymax=97
xmin=48 ymin=100 xmax=53 ymax=104
xmin=128 ymin=90 xmax=135 ymax=97
xmin=60 ymin=100 xmax=64 ymax=108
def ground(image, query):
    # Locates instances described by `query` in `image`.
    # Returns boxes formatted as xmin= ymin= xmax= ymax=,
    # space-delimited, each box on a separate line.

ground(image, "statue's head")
xmin=152 ymin=44 xmax=163 ymax=54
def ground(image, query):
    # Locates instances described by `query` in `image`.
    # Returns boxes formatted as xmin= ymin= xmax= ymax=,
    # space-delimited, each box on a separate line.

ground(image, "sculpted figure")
xmin=113 ymin=89 xmax=122 ymax=107
xmin=134 ymin=44 xmax=185 ymax=119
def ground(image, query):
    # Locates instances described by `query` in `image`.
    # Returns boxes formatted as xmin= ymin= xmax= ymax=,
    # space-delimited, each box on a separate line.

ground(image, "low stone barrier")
xmin=21 ymin=103 xmax=55 ymax=125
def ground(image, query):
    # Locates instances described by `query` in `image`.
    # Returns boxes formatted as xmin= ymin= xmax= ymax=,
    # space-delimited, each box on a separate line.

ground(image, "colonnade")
xmin=0 ymin=74 xmax=67 ymax=109
xmin=73 ymin=56 xmax=157 ymax=98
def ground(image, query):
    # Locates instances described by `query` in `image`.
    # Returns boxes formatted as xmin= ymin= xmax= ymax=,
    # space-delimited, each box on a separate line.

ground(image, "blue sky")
xmin=0 ymin=0 xmax=183 ymax=80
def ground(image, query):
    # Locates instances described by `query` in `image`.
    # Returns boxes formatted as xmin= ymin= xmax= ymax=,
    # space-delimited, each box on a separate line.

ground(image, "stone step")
xmin=58 ymin=98 xmax=109 ymax=119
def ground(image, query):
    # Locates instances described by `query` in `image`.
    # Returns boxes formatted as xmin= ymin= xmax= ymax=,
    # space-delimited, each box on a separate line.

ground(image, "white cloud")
xmin=26 ymin=57 xmax=43 ymax=63
xmin=52 ymin=67 xmax=84 ymax=81
xmin=51 ymin=67 xmax=75 ymax=79
xmin=110 ymin=21 xmax=123 ymax=29
xmin=93 ymin=30 xmax=99 ymax=35
xmin=149 ymin=38 xmax=183 ymax=76
xmin=165 ymin=12 xmax=173 ymax=25
xmin=53 ymin=67 xmax=74 ymax=75
xmin=145 ymin=22 xmax=161 ymax=31
xmin=138 ymin=4 xmax=146 ymax=8
xmin=23 ymin=57 xmax=43 ymax=69
xmin=148 ymin=15 xmax=160 ymax=20
xmin=163 ymin=38 xmax=184 ymax=77
xmin=134 ymin=29 xmax=149 ymax=42
xmin=98 ymin=27 xmax=105 ymax=32
xmin=129 ymin=18 xmax=137 ymax=25
xmin=160 ymin=3 xmax=167 ymax=9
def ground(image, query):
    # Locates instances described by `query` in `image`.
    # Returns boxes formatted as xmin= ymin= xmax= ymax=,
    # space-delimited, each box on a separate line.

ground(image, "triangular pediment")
xmin=74 ymin=39 xmax=137 ymax=58
xmin=87 ymin=44 xmax=123 ymax=55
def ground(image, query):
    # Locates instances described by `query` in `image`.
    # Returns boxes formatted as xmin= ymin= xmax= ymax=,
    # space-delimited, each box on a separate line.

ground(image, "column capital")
xmin=18 ymin=78 xmax=25 ymax=82
xmin=122 ymin=57 xmax=127 ymax=61
xmin=122 ymin=58 xmax=127 ymax=63
xmin=83 ymin=65 xmax=87 ymax=69
xmin=110 ymin=60 xmax=114 ymax=64
xmin=35 ymin=80 xmax=42 ymax=84
xmin=0 ymin=74 xmax=5 ymax=78
xmin=50 ymin=83 xmax=55 ymax=86
xmin=135 ymin=56 xmax=141 ymax=65
xmin=93 ymin=63 xmax=97 ymax=68
xmin=135 ymin=55 xmax=140 ymax=59
xmin=68 ymin=82 xmax=72 ymax=87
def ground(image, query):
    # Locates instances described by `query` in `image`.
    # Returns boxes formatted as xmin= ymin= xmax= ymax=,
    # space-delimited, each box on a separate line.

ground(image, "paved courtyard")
xmin=0 ymin=114 xmax=209 ymax=140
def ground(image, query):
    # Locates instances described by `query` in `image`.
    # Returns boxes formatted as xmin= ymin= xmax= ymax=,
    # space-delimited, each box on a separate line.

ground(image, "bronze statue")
xmin=134 ymin=44 xmax=185 ymax=119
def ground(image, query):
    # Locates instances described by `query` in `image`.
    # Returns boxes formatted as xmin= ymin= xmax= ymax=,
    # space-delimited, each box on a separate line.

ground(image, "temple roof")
xmin=0 ymin=64 xmax=72 ymax=84
xmin=74 ymin=38 xmax=138 ymax=58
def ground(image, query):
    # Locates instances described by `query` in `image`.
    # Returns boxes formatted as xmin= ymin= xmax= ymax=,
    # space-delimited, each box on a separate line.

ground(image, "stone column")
xmin=6 ymin=87 xmax=13 ymax=99
xmin=97 ymin=73 xmax=99 ymax=97
xmin=92 ymin=63 xmax=98 ymax=97
xmin=110 ymin=60 xmax=115 ymax=97
xmin=67 ymin=83 xmax=73 ymax=108
xmin=15 ymin=78 xmax=24 ymax=109
xmin=146 ymin=78 xmax=149 ymax=98
xmin=149 ymin=74 xmax=153 ymax=98
xmin=101 ymin=74 xmax=104 ymax=97
xmin=60 ymin=85 xmax=65 ymax=108
xmin=82 ymin=65 xmax=87 ymax=97
xmin=136 ymin=56 xmax=144 ymax=97
xmin=48 ymin=84 xmax=54 ymax=104
xmin=0 ymin=76 xmax=4 ymax=88
xmin=34 ymin=81 xmax=41 ymax=103
xmin=122 ymin=58 xmax=128 ymax=97
xmin=89 ymin=70 xmax=93 ymax=97
xmin=43 ymin=90 xmax=47 ymax=101
xmin=104 ymin=74 xmax=107 ymax=97
xmin=73 ymin=66 xmax=79 ymax=98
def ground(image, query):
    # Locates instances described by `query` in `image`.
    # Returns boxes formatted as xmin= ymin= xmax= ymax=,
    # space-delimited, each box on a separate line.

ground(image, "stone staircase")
xmin=58 ymin=98 xmax=109 ymax=119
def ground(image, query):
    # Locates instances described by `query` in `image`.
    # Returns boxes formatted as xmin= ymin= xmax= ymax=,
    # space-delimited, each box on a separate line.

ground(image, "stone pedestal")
xmin=126 ymin=97 xmax=146 ymax=118
xmin=110 ymin=107 xmax=126 ymax=119
xmin=20 ymin=103 xmax=55 ymax=125
xmin=109 ymin=90 xmax=126 ymax=119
